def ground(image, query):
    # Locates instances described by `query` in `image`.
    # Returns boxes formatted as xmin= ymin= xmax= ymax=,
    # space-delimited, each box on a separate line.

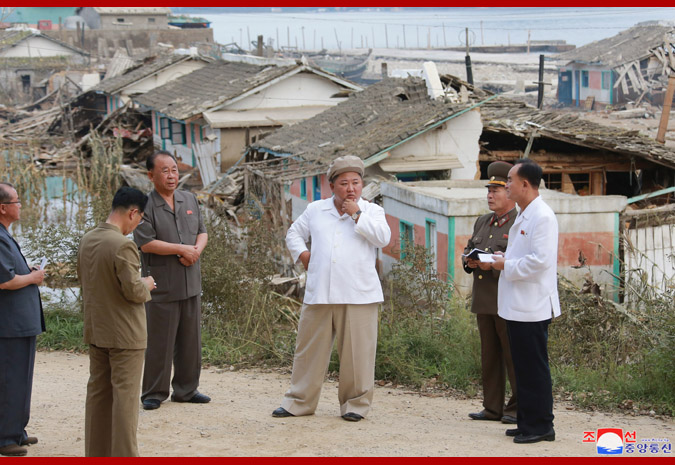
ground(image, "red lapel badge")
xmin=187 ymin=210 xmax=193 ymax=215
xmin=503 ymin=234 xmax=508 ymax=239
xmin=520 ymin=229 xmax=526 ymax=235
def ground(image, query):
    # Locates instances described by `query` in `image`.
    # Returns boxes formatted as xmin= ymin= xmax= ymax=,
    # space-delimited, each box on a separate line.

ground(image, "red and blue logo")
xmin=596 ymin=428 xmax=624 ymax=455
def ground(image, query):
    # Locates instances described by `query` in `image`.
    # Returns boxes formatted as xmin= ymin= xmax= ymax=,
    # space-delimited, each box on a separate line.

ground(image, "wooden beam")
xmin=656 ymin=74 xmax=675 ymax=144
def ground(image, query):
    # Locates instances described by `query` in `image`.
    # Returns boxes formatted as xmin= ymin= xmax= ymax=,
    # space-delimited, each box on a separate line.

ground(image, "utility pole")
xmin=656 ymin=74 xmax=675 ymax=144
xmin=301 ymin=26 xmax=305 ymax=50
xmin=537 ymin=54 xmax=545 ymax=109
xmin=443 ymin=23 xmax=446 ymax=47
xmin=427 ymin=26 xmax=431 ymax=49
xmin=403 ymin=24 xmax=407 ymax=48
xmin=527 ymin=30 xmax=531 ymax=54
xmin=465 ymin=27 xmax=473 ymax=85
xmin=480 ymin=20 xmax=484 ymax=45
xmin=385 ymin=24 xmax=389 ymax=48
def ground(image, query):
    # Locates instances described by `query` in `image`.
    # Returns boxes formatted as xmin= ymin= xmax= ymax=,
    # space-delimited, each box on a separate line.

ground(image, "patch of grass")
xmin=37 ymin=305 xmax=88 ymax=353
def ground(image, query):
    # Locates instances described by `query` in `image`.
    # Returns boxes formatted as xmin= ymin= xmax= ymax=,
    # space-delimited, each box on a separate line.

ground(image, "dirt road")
xmin=24 ymin=351 xmax=673 ymax=457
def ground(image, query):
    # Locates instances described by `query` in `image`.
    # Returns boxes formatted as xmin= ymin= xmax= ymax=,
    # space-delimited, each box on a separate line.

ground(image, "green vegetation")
xmin=6 ymin=145 xmax=671 ymax=416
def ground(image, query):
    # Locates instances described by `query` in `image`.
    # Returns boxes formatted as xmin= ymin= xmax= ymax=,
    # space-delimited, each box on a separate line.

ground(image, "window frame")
xmin=399 ymin=220 xmax=414 ymax=261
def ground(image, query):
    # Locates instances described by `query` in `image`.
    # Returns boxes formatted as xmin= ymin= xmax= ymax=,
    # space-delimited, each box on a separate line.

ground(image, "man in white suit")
xmin=492 ymin=158 xmax=560 ymax=444
xmin=272 ymin=155 xmax=391 ymax=422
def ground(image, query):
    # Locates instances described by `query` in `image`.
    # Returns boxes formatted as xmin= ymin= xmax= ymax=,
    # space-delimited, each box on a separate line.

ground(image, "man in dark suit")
xmin=133 ymin=151 xmax=210 ymax=410
xmin=463 ymin=162 xmax=518 ymax=425
xmin=0 ymin=182 xmax=45 ymax=457
xmin=79 ymin=187 xmax=156 ymax=456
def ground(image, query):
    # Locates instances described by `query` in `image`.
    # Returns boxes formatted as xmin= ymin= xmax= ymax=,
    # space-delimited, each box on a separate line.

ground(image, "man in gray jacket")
xmin=0 ymin=182 xmax=45 ymax=457
xmin=133 ymin=151 xmax=209 ymax=410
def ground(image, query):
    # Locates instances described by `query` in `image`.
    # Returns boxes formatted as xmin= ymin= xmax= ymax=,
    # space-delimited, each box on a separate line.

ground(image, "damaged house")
xmin=247 ymin=66 xmax=490 ymax=222
xmin=556 ymin=22 xmax=674 ymax=108
xmin=479 ymin=97 xmax=675 ymax=198
xmin=91 ymin=51 xmax=213 ymax=115
xmin=131 ymin=59 xmax=362 ymax=185
xmin=0 ymin=28 xmax=90 ymax=105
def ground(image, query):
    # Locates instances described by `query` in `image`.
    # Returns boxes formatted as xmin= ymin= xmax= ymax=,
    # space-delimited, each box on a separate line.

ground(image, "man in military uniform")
xmin=463 ymin=161 xmax=518 ymax=424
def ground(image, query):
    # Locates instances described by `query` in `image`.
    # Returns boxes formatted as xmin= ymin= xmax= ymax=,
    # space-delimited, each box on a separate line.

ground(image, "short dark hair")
xmin=514 ymin=158 xmax=542 ymax=188
xmin=146 ymin=150 xmax=176 ymax=171
xmin=112 ymin=186 xmax=148 ymax=213
xmin=0 ymin=182 xmax=14 ymax=203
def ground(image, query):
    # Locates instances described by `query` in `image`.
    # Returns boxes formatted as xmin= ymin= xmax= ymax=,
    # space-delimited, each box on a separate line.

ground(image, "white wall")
xmin=226 ymin=72 xmax=348 ymax=110
xmin=1 ymin=36 xmax=78 ymax=58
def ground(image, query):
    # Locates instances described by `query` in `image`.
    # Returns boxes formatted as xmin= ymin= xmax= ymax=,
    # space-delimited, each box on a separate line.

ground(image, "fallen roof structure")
xmin=249 ymin=75 xmax=491 ymax=181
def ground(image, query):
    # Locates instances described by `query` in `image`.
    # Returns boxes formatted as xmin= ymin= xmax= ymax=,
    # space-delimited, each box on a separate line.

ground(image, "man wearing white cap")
xmin=272 ymin=155 xmax=391 ymax=422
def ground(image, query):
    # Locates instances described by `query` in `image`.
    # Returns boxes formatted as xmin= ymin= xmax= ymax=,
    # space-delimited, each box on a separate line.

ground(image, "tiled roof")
xmin=94 ymin=54 xmax=211 ymax=94
xmin=251 ymin=76 xmax=480 ymax=177
xmin=133 ymin=60 xmax=308 ymax=121
xmin=557 ymin=25 xmax=674 ymax=68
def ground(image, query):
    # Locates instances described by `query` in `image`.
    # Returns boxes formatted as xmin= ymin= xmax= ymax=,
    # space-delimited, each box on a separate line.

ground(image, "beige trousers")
xmin=85 ymin=344 xmax=145 ymax=457
xmin=281 ymin=303 xmax=379 ymax=417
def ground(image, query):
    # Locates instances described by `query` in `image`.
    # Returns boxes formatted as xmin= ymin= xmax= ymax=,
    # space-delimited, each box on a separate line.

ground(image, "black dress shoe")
xmin=187 ymin=393 xmax=211 ymax=404
xmin=468 ymin=411 xmax=500 ymax=421
xmin=20 ymin=436 xmax=38 ymax=446
xmin=513 ymin=429 xmax=555 ymax=444
xmin=505 ymin=428 xmax=522 ymax=437
xmin=272 ymin=407 xmax=294 ymax=418
xmin=172 ymin=393 xmax=211 ymax=403
xmin=0 ymin=444 xmax=27 ymax=456
xmin=342 ymin=412 xmax=364 ymax=422
xmin=142 ymin=399 xmax=161 ymax=410
xmin=501 ymin=415 xmax=517 ymax=424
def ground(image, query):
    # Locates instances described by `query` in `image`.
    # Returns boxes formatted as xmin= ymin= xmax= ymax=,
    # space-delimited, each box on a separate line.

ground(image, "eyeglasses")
xmin=0 ymin=201 xmax=21 ymax=205
xmin=131 ymin=209 xmax=144 ymax=225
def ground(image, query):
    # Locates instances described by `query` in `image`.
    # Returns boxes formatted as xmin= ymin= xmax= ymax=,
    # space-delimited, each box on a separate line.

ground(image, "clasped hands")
xmin=177 ymin=244 xmax=201 ymax=267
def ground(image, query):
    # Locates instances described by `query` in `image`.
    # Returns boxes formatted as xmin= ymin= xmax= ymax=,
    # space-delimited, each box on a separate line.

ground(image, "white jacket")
xmin=286 ymin=197 xmax=391 ymax=305
xmin=497 ymin=196 xmax=561 ymax=322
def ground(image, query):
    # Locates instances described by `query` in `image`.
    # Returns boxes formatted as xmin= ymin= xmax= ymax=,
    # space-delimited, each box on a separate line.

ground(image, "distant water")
xmin=201 ymin=7 xmax=675 ymax=52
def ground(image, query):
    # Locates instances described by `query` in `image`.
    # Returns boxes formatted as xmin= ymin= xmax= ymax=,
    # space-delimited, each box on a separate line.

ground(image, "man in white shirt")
xmin=492 ymin=159 xmax=560 ymax=444
xmin=272 ymin=155 xmax=391 ymax=422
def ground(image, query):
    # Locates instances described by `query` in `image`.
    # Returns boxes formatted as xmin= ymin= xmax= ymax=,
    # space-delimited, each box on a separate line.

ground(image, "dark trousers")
xmin=477 ymin=314 xmax=517 ymax=418
xmin=506 ymin=319 xmax=554 ymax=436
xmin=0 ymin=336 xmax=36 ymax=448
xmin=142 ymin=295 xmax=202 ymax=402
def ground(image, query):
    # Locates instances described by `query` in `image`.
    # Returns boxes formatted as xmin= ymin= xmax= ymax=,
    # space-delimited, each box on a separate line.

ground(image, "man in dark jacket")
xmin=0 ymin=182 xmax=45 ymax=457
xmin=463 ymin=162 xmax=518 ymax=425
